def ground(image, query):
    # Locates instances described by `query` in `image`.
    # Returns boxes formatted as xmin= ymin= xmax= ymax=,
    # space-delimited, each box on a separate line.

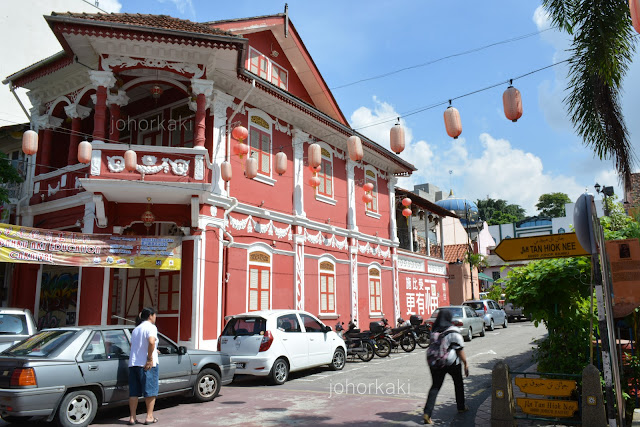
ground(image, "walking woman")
xmin=423 ymin=309 xmax=469 ymax=424
xmin=128 ymin=307 xmax=159 ymax=425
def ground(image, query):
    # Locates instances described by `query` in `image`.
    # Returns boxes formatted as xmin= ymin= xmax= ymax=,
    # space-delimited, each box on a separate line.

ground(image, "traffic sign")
xmin=516 ymin=398 xmax=578 ymax=418
xmin=494 ymin=233 xmax=589 ymax=262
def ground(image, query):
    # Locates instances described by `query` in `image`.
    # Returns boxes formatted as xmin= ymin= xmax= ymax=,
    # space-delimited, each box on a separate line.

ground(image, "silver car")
xmin=0 ymin=308 xmax=37 ymax=352
xmin=0 ymin=325 xmax=235 ymax=427
xmin=463 ymin=299 xmax=508 ymax=331
xmin=425 ymin=306 xmax=486 ymax=342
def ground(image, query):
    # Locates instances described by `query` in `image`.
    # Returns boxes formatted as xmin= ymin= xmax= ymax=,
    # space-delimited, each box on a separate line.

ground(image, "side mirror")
xmin=178 ymin=346 xmax=187 ymax=355
xmin=324 ymin=325 xmax=332 ymax=333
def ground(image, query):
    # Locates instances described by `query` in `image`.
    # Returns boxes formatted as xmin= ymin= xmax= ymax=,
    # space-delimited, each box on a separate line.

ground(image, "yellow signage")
xmin=494 ymin=233 xmax=589 ymax=262
xmin=515 ymin=377 xmax=577 ymax=397
xmin=517 ymin=398 xmax=578 ymax=418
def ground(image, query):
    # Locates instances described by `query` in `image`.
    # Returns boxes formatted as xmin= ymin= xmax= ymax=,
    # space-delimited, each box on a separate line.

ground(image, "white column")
xmin=392 ymin=251 xmax=400 ymax=322
xmin=440 ymin=219 xmax=445 ymax=259
xmin=349 ymin=239 xmax=359 ymax=322
xmin=292 ymin=127 xmax=308 ymax=217
xmin=388 ymin=176 xmax=398 ymax=242
xmin=211 ymin=89 xmax=234 ymax=196
xmin=347 ymin=159 xmax=358 ymax=232
xmin=294 ymin=225 xmax=305 ymax=310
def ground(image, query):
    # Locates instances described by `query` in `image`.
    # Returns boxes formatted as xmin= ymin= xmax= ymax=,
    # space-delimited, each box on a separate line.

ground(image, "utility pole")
xmin=465 ymin=201 xmax=475 ymax=300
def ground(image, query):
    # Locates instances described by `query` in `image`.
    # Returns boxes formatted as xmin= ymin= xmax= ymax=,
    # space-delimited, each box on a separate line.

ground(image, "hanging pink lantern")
xmin=444 ymin=105 xmax=462 ymax=139
xmin=245 ymin=157 xmax=258 ymax=179
xmin=631 ymin=0 xmax=640 ymax=34
xmin=124 ymin=150 xmax=137 ymax=172
xmin=275 ymin=152 xmax=287 ymax=175
xmin=22 ymin=130 xmax=38 ymax=155
xmin=309 ymin=175 xmax=321 ymax=188
xmin=77 ymin=141 xmax=92 ymax=164
xmin=141 ymin=209 xmax=155 ymax=228
xmin=221 ymin=161 xmax=232 ymax=182
xmin=234 ymin=142 xmax=249 ymax=159
xmin=401 ymin=197 xmax=412 ymax=207
xmin=308 ymin=143 xmax=321 ymax=168
xmin=347 ymin=135 xmax=363 ymax=161
xmin=308 ymin=164 xmax=321 ymax=173
xmin=232 ymin=125 xmax=248 ymax=142
xmin=503 ymin=85 xmax=523 ymax=122
xmin=363 ymin=182 xmax=374 ymax=192
xmin=402 ymin=208 xmax=412 ymax=218
xmin=150 ymin=85 xmax=163 ymax=100
xmin=362 ymin=193 xmax=373 ymax=203
xmin=389 ymin=123 xmax=405 ymax=154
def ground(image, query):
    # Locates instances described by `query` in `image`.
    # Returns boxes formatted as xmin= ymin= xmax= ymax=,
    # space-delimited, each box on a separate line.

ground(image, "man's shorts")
xmin=129 ymin=365 xmax=159 ymax=397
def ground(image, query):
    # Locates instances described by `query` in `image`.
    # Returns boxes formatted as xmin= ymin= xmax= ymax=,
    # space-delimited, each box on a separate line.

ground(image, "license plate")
xmin=235 ymin=362 xmax=246 ymax=369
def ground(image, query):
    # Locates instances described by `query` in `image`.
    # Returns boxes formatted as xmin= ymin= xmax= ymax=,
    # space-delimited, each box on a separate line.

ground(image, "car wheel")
xmin=488 ymin=319 xmax=494 ymax=331
xmin=503 ymin=317 xmax=508 ymax=328
xmin=331 ymin=347 xmax=348 ymax=368
xmin=1 ymin=416 xmax=31 ymax=424
xmin=193 ymin=368 xmax=221 ymax=402
xmin=464 ymin=327 xmax=472 ymax=342
xmin=479 ymin=326 xmax=485 ymax=337
xmin=57 ymin=389 xmax=98 ymax=427
xmin=269 ymin=358 xmax=289 ymax=385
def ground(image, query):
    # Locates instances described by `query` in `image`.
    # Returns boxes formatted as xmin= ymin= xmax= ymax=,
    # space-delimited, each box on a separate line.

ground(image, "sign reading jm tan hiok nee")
xmin=494 ymin=233 xmax=589 ymax=262
xmin=515 ymin=377 xmax=579 ymax=418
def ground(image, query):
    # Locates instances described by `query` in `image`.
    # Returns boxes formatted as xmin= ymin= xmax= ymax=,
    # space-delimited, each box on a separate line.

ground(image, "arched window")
xmin=368 ymin=267 xmax=382 ymax=314
xmin=318 ymin=147 xmax=333 ymax=198
xmin=248 ymin=250 xmax=271 ymax=311
xmin=319 ymin=260 xmax=336 ymax=314
xmin=248 ymin=110 xmax=272 ymax=177
xmin=365 ymin=167 xmax=378 ymax=213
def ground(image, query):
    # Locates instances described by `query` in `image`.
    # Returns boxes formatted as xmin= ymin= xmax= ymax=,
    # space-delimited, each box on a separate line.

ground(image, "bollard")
xmin=582 ymin=364 xmax=607 ymax=426
xmin=491 ymin=360 xmax=517 ymax=427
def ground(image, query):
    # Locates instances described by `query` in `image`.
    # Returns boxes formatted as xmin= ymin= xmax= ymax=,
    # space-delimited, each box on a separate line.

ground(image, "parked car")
xmin=218 ymin=310 xmax=347 ymax=385
xmin=425 ymin=306 xmax=485 ymax=342
xmin=0 ymin=325 xmax=235 ymax=426
xmin=503 ymin=300 xmax=530 ymax=322
xmin=463 ymin=299 xmax=508 ymax=331
xmin=0 ymin=308 xmax=37 ymax=352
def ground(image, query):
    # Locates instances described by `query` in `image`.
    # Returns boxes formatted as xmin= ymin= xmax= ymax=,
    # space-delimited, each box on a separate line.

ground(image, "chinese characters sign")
xmin=402 ymin=275 xmax=445 ymax=317
xmin=0 ymin=224 xmax=181 ymax=271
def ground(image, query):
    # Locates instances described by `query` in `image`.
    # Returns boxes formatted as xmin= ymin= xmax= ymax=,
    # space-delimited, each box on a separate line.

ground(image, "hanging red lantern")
xmin=402 ymin=208 xmax=412 ymax=218
xmin=362 ymin=193 xmax=373 ymax=203
xmin=275 ymin=152 xmax=287 ymax=175
xmin=347 ymin=135 xmax=363 ymax=161
xmin=308 ymin=143 xmax=321 ymax=168
xmin=631 ymin=0 xmax=640 ymax=33
xmin=22 ymin=130 xmax=38 ymax=155
xmin=77 ymin=141 xmax=92 ymax=164
xmin=503 ymin=84 xmax=523 ymax=122
xmin=232 ymin=125 xmax=248 ymax=142
xmin=444 ymin=105 xmax=462 ymax=139
xmin=389 ymin=123 xmax=405 ymax=154
xmin=402 ymin=197 xmax=412 ymax=207
xmin=150 ymin=85 xmax=163 ymax=100
xmin=124 ymin=150 xmax=137 ymax=172
xmin=141 ymin=197 xmax=154 ymax=228
xmin=309 ymin=175 xmax=321 ymax=188
xmin=363 ymin=182 xmax=374 ymax=192
xmin=245 ymin=157 xmax=258 ymax=179
xmin=221 ymin=161 xmax=232 ymax=182
xmin=234 ymin=142 xmax=249 ymax=159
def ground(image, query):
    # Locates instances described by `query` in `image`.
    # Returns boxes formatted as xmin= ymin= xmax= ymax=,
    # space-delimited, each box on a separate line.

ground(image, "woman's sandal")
xmin=144 ymin=418 xmax=159 ymax=425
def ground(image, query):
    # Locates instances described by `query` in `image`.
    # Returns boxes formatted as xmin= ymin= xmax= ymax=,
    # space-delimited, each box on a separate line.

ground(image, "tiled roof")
xmin=443 ymin=244 xmax=469 ymax=263
xmin=50 ymin=12 xmax=238 ymax=37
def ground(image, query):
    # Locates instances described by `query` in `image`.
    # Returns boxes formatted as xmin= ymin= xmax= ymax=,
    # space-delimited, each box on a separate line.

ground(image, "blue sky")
xmin=102 ymin=0 xmax=639 ymax=214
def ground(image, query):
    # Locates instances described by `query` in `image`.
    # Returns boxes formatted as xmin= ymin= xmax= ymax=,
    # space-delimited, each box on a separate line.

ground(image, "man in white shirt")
xmin=128 ymin=307 xmax=159 ymax=425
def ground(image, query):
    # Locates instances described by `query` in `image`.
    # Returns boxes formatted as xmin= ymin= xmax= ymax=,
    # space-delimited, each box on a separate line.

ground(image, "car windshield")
xmin=2 ymin=330 xmax=76 ymax=357
xmin=0 ymin=314 xmax=28 ymax=335
xmin=221 ymin=317 xmax=266 ymax=336
xmin=463 ymin=302 xmax=484 ymax=310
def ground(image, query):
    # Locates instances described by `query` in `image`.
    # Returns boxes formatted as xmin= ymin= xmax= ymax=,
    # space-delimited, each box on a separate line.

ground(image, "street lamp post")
xmin=594 ymin=183 xmax=614 ymax=216
xmin=464 ymin=201 xmax=475 ymax=300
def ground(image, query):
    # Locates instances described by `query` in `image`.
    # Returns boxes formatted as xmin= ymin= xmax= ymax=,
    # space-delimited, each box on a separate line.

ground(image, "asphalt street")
xmin=2 ymin=320 xmax=547 ymax=426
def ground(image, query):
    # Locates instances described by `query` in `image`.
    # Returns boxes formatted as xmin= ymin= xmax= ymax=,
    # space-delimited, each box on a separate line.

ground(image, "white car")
xmin=218 ymin=310 xmax=347 ymax=384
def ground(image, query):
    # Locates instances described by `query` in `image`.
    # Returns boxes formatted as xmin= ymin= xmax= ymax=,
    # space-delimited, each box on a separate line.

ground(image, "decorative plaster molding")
xmin=228 ymin=214 xmax=292 ymax=240
xmin=64 ymin=104 xmax=92 ymax=120
xmin=194 ymin=155 xmax=204 ymax=180
xmin=88 ymin=70 xmax=116 ymax=89
xmin=292 ymin=127 xmax=308 ymax=218
xmin=90 ymin=150 xmax=102 ymax=176
xmin=32 ymin=114 xmax=63 ymax=132
xmin=358 ymin=241 xmax=391 ymax=258
xmin=105 ymin=155 xmax=190 ymax=177
xmin=397 ymin=256 xmax=425 ymax=272
xmin=107 ymin=90 xmax=129 ymax=107
xmin=212 ymin=89 xmax=235 ymax=119
xmin=427 ymin=263 xmax=447 ymax=275
xmin=104 ymin=56 xmax=205 ymax=78
xmin=274 ymin=119 xmax=292 ymax=136
xmin=304 ymin=229 xmax=348 ymax=250
xmin=47 ymin=181 xmax=60 ymax=197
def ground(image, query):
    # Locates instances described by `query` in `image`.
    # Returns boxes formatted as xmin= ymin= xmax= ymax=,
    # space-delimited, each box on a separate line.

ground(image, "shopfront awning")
xmin=478 ymin=272 xmax=494 ymax=282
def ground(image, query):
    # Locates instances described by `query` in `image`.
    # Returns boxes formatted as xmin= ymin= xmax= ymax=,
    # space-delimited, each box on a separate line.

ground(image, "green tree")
xmin=0 ymin=153 xmax=23 ymax=204
xmin=476 ymin=198 xmax=526 ymax=225
xmin=541 ymin=0 xmax=636 ymax=181
xmin=535 ymin=192 xmax=571 ymax=218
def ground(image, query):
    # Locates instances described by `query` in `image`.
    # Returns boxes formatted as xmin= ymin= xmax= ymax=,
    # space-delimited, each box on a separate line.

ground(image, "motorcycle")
xmin=398 ymin=315 xmax=431 ymax=349
xmin=381 ymin=316 xmax=416 ymax=352
xmin=335 ymin=318 xmax=375 ymax=362
xmin=367 ymin=320 xmax=393 ymax=358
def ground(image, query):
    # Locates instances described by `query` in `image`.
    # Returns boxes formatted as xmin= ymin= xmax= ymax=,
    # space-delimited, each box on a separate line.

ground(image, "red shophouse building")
xmin=4 ymin=12 xmax=451 ymax=349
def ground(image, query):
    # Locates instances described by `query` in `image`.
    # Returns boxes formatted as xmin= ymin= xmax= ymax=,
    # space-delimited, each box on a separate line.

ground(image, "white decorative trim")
xmin=231 ymin=101 xmax=247 ymax=116
xmin=315 ymin=194 xmax=337 ymax=206
xmin=427 ymin=263 xmax=447 ymax=275
xmin=88 ymin=70 xmax=116 ymax=89
xmin=167 ymin=159 xmax=190 ymax=176
xmin=252 ymin=174 xmax=276 ymax=186
xmin=229 ymin=214 xmax=293 ymax=240
xmin=347 ymin=159 xmax=358 ymax=231
xmin=33 ymin=182 xmax=40 ymax=194
xmin=101 ymin=55 xmax=205 ymax=79
xmin=194 ymin=155 xmax=204 ymax=180
xmin=365 ymin=210 xmax=382 ymax=220
xmin=47 ymin=181 xmax=60 ymax=197
xmin=398 ymin=256 xmax=425 ymax=272
xmin=91 ymin=149 xmax=102 ymax=176
xmin=358 ymin=241 xmax=391 ymax=258
xmin=388 ymin=176 xmax=398 ymax=243
xmin=106 ymin=156 xmax=125 ymax=173
xmin=64 ymin=104 xmax=92 ymax=120
xmin=292 ymin=127 xmax=308 ymax=218
xmin=104 ymin=155 xmax=191 ymax=177
xmin=333 ymin=149 xmax=345 ymax=161
xmin=274 ymin=119 xmax=292 ymax=135
xmin=107 ymin=90 xmax=129 ymax=107
xmin=304 ymin=229 xmax=349 ymax=250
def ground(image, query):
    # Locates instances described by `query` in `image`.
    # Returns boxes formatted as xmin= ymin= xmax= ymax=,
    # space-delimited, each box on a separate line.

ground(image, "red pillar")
xmin=67 ymin=118 xmax=81 ymax=165
xmin=194 ymin=93 xmax=206 ymax=148
xmin=39 ymin=127 xmax=53 ymax=175
xmin=109 ymin=103 xmax=120 ymax=142
xmin=78 ymin=267 xmax=105 ymax=325
xmin=10 ymin=264 xmax=39 ymax=314
xmin=202 ymin=228 xmax=220 ymax=341
xmin=93 ymin=86 xmax=108 ymax=141
xmin=179 ymin=240 xmax=194 ymax=342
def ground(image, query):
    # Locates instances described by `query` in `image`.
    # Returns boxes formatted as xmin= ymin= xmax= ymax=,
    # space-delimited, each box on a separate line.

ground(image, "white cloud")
xmin=532 ymin=6 xmax=551 ymax=31
xmin=96 ymin=0 xmax=122 ymax=13
xmin=157 ymin=0 xmax=196 ymax=20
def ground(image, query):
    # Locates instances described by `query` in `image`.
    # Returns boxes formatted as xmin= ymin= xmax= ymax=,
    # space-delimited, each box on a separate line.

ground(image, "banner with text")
xmin=0 ymin=224 xmax=181 ymax=271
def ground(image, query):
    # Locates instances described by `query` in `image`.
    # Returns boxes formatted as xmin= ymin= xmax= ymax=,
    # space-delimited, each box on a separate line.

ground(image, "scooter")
xmin=381 ymin=316 xmax=416 ymax=352
xmin=335 ymin=318 xmax=375 ymax=362
xmin=398 ymin=315 xmax=431 ymax=349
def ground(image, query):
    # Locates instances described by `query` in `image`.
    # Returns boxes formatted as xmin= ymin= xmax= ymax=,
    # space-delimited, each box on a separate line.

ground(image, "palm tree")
xmin=542 ymin=0 xmax=637 ymax=183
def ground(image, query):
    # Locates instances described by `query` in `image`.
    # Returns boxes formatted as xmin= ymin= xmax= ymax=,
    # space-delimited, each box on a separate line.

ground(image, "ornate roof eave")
xmin=3 ymin=51 xmax=71 ymax=86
